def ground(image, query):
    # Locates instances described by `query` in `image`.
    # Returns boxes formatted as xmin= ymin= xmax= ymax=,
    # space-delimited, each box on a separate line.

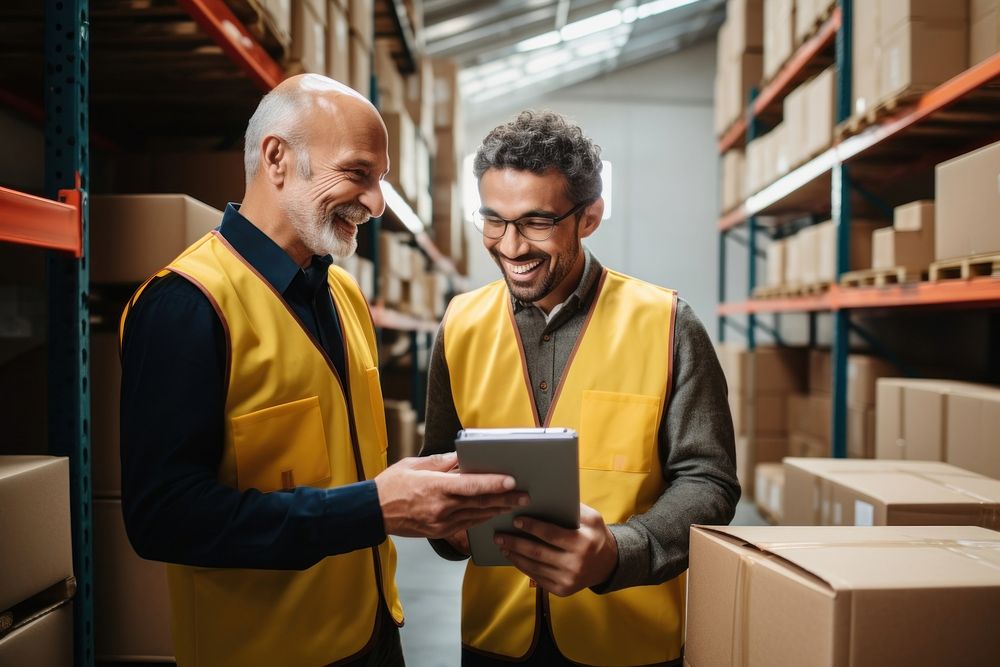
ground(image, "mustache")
xmin=331 ymin=203 xmax=370 ymax=225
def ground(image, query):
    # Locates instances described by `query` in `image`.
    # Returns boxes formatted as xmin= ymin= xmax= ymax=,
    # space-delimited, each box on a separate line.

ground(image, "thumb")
xmin=409 ymin=451 xmax=459 ymax=472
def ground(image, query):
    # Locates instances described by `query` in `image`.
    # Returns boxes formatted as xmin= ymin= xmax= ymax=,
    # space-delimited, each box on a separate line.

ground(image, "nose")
xmin=496 ymin=221 xmax=530 ymax=258
xmin=363 ymin=183 xmax=386 ymax=219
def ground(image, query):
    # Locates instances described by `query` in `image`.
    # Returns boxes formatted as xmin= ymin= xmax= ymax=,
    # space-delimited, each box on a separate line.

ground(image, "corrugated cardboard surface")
xmin=90 ymin=195 xmax=222 ymax=284
xmin=879 ymin=19 xmax=967 ymax=103
xmin=0 ymin=602 xmax=73 ymax=667
xmin=0 ymin=456 xmax=73 ymax=613
xmin=946 ymin=387 xmax=1000 ymax=479
xmin=893 ymin=199 xmax=934 ymax=232
xmin=853 ymin=0 xmax=880 ymax=115
xmin=935 ymin=138 xmax=1000 ymax=260
xmin=687 ymin=524 xmax=1000 ymax=667
xmin=94 ymin=500 xmax=174 ymax=661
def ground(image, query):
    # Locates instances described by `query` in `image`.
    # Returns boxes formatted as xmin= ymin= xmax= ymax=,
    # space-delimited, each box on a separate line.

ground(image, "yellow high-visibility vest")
xmin=120 ymin=231 xmax=402 ymax=667
xmin=443 ymin=268 xmax=684 ymax=666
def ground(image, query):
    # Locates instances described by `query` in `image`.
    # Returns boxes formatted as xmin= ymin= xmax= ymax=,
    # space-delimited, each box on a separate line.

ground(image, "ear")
xmin=578 ymin=198 xmax=604 ymax=239
xmin=261 ymin=135 xmax=289 ymax=187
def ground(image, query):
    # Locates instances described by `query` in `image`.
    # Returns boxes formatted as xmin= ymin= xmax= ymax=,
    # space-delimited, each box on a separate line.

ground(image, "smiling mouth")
xmin=503 ymin=258 xmax=544 ymax=280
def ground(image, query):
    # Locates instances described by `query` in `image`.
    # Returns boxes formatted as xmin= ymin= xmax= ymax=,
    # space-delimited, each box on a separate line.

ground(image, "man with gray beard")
xmin=119 ymin=74 xmax=525 ymax=667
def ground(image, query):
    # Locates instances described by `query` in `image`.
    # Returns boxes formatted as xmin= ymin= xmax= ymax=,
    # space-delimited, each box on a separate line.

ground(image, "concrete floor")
xmin=394 ymin=499 xmax=768 ymax=666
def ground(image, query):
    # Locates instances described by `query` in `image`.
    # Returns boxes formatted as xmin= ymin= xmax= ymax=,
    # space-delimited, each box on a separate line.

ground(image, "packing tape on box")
xmin=728 ymin=536 xmax=1000 ymax=665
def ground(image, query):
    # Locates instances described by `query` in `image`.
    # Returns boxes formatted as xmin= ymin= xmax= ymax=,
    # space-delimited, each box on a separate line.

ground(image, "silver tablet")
xmin=455 ymin=427 xmax=580 ymax=567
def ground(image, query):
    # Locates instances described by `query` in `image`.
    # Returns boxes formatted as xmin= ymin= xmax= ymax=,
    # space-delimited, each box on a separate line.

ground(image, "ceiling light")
xmin=381 ymin=182 xmax=424 ymax=233
xmin=516 ymin=30 xmax=562 ymax=52
xmin=560 ymin=9 xmax=622 ymax=41
xmin=637 ymin=0 xmax=700 ymax=19
xmin=524 ymin=49 xmax=573 ymax=74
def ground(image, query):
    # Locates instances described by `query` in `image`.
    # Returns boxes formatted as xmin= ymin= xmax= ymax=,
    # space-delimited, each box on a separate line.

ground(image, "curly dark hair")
xmin=473 ymin=110 xmax=603 ymax=204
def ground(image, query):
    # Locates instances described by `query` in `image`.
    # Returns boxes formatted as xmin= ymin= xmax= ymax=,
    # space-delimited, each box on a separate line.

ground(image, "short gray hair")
xmin=473 ymin=110 xmax=602 ymax=204
xmin=244 ymin=88 xmax=312 ymax=184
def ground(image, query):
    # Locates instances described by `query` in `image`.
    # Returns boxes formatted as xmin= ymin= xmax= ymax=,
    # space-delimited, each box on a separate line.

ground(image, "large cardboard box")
xmin=788 ymin=430 xmax=827 ymax=458
xmin=348 ymin=0 xmax=373 ymax=46
xmin=848 ymin=405 xmax=876 ymax=458
xmin=880 ymin=19 xmax=967 ymax=103
xmin=815 ymin=219 xmax=881 ymax=282
xmin=721 ymin=149 xmax=745 ymax=213
xmin=735 ymin=435 xmax=787 ymax=495
xmin=782 ymin=81 xmax=809 ymax=166
xmin=291 ymin=0 xmax=327 ymax=73
xmin=327 ymin=0 xmax=350 ymax=84
xmin=765 ymin=237 xmax=785 ymax=287
xmin=971 ymin=3 xmax=1000 ymax=65
xmin=894 ymin=199 xmax=934 ymax=232
xmin=90 ymin=195 xmax=221 ymax=284
xmin=94 ymin=500 xmax=174 ymax=661
xmin=782 ymin=457 xmax=975 ymax=525
xmin=945 ymin=385 xmax=1000 ymax=479
xmin=809 ymin=350 xmax=896 ymax=405
xmin=112 ymin=151 xmax=245 ymax=212
xmin=349 ymin=33 xmax=371 ymax=96
xmin=796 ymin=223 xmax=822 ymax=284
xmin=374 ymin=39 xmax=405 ymax=112
xmin=935 ymin=138 xmax=1000 ymax=260
xmin=879 ymin=0 xmax=968 ymax=33
xmin=261 ymin=0 xmax=292 ymax=46
xmin=0 ymin=602 xmax=73 ymax=667
xmin=804 ymin=66 xmax=836 ymax=159
xmin=721 ymin=345 xmax=808 ymax=396
xmin=763 ymin=0 xmax=795 ymax=80
xmin=871 ymin=226 xmax=934 ymax=271
xmin=0 ymin=457 xmax=72 ymax=613
xmin=728 ymin=0 xmax=765 ymax=57
xmin=853 ymin=0 xmax=880 ymax=115
xmin=381 ymin=110 xmax=417 ymax=202
xmin=406 ymin=57 xmax=436 ymax=145
xmin=687 ymin=525 xmax=1000 ymax=667
xmin=875 ymin=378 xmax=986 ymax=461
xmin=432 ymin=58 xmax=461 ymax=129
xmin=753 ymin=462 xmax=784 ymax=522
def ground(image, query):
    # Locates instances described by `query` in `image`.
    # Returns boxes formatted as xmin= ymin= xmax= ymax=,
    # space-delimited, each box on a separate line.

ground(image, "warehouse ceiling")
xmin=423 ymin=0 xmax=725 ymax=114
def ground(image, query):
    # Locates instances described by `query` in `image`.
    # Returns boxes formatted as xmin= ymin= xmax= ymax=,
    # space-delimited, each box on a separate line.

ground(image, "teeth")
xmin=508 ymin=260 xmax=541 ymax=275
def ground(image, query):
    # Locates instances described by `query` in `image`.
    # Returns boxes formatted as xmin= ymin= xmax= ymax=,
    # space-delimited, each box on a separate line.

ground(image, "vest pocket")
xmin=365 ymin=367 xmax=390 ymax=462
xmin=579 ymin=390 xmax=660 ymax=473
xmin=231 ymin=396 xmax=332 ymax=492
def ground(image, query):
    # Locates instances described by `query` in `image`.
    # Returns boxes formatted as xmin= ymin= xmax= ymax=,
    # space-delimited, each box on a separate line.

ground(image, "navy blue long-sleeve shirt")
xmin=119 ymin=204 xmax=386 ymax=570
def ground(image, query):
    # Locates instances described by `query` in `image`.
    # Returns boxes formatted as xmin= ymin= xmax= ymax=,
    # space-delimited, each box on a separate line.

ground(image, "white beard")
xmin=286 ymin=196 xmax=361 ymax=259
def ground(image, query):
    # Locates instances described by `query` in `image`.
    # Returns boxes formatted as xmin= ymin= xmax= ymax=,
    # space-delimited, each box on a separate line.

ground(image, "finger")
xmin=495 ymin=533 xmax=563 ymax=565
xmin=443 ymin=472 xmax=517 ymax=495
xmin=502 ymin=549 xmax=562 ymax=582
xmin=409 ymin=452 xmax=459 ymax=472
xmin=443 ymin=508 xmax=514 ymax=526
xmin=444 ymin=491 xmax=529 ymax=513
xmin=511 ymin=516 xmax=577 ymax=550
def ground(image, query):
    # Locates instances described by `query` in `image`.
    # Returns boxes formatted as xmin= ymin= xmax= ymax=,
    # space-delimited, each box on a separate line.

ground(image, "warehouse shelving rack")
xmin=716 ymin=0 xmax=1000 ymax=459
xmin=0 ymin=1 xmax=460 ymax=663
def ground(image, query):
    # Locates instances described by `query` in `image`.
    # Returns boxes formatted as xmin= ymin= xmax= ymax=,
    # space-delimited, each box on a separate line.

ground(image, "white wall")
xmin=461 ymin=39 xmax=721 ymax=332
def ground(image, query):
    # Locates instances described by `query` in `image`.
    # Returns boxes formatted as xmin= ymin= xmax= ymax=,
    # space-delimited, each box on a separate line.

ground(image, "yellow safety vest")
xmin=444 ymin=268 xmax=684 ymax=666
xmin=120 ymin=231 xmax=403 ymax=667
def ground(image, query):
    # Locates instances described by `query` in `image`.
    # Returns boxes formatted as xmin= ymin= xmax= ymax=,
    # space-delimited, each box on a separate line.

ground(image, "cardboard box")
xmin=291 ymin=0 xmax=327 ymax=73
xmin=113 ymin=151 xmax=245 ymax=212
xmin=0 ymin=457 xmax=72 ymax=613
xmin=687 ymin=524 xmax=1000 ymax=667
xmin=432 ymin=58 xmax=461 ymax=129
xmin=90 ymin=195 xmax=222 ymax=284
xmin=871 ymin=226 xmax=934 ymax=271
xmin=808 ymin=348 xmax=832 ymax=394
xmin=894 ymin=199 xmax=934 ymax=232
xmin=782 ymin=82 xmax=809 ymax=166
xmin=753 ymin=462 xmax=784 ymax=522
xmin=0 ymin=602 xmax=73 ymax=667
xmin=261 ymin=0 xmax=292 ymax=46
xmin=848 ymin=405 xmax=876 ymax=458
xmin=935 ymin=138 xmax=1000 ymax=260
xmin=879 ymin=0 xmax=968 ymax=34
xmin=381 ymin=110 xmax=417 ymax=202
xmin=735 ymin=435 xmax=788 ymax=495
xmin=971 ymin=5 xmax=1000 ymax=65
xmin=782 ymin=457 xmax=970 ymax=525
xmin=374 ymin=39 xmax=405 ymax=111
xmin=721 ymin=149 xmax=745 ymax=213
xmin=727 ymin=0 xmax=765 ymax=57
xmin=385 ymin=399 xmax=418 ymax=463
xmin=765 ymin=237 xmax=785 ymax=287
xmin=782 ymin=231 xmax=801 ymax=284
xmin=327 ymin=0 xmax=350 ymax=84
xmin=945 ymin=385 xmax=1000 ymax=479
xmin=763 ymin=0 xmax=795 ymax=80
xmin=432 ymin=181 xmax=464 ymax=260
xmin=406 ymin=57 xmax=436 ymax=144
xmin=806 ymin=67 xmax=836 ymax=158
xmin=94 ymin=500 xmax=174 ymax=661
xmin=349 ymin=34 xmax=371 ymax=96
xmin=814 ymin=219 xmax=882 ymax=282
xmin=348 ymin=0 xmax=373 ymax=46
xmin=722 ymin=345 xmax=808 ymax=396
xmin=796 ymin=223 xmax=821 ymax=284
xmin=853 ymin=0 xmax=881 ymax=115
xmin=847 ymin=354 xmax=896 ymax=406
xmin=788 ymin=430 xmax=827 ymax=458
xmin=794 ymin=0 xmax=815 ymax=44
xmin=880 ymin=19 xmax=967 ymax=103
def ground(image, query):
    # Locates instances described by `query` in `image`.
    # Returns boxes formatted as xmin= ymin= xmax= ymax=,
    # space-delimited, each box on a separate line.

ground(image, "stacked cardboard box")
xmin=348 ymin=0 xmax=372 ymax=95
xmin=752 ymin=462 xmax=784 ymax=523
xmin=783 ymin=457 xmax=1000 ymax=527
xmin=374 ymin=40 xmax=406 ymax=111
xmin=793 ymin=0 xmax=835 ymax=44
xmin=714 ymin=0 xmax=764 ymax=136
xmin=716 ymin=344 xmax=807 ymax=494
xmin=0 ymin=457 xmax=74 ymax=666
xmin=385 ymin=399 xmax=418 ymax=463
xmin=327 ymin=0 xmax=350 ymax=83
xmin=853 ymin=1 xmax=968 ymax=115
xmin=780 ymin=66 xmax=836 ymax=169
xmin=871 ymin=200 xmax=935 ymax=273
xmin=763 ymin=0 xmax=794 ymax=80
xmin=258 ymin=0 xmax=293 ymax=49
xmin=431 ymin=58 xmax=467 ymax=271
xmin=777 ymin=220 xmax=881 ymax=288
xmin=935 ymin=138 xmax=1000 ymax=261
xmin=406 ymin=56 xmax=437 ymax=156
xmin=687 ymin=525 xmax=1000 ymax=666
xmin=382 ymin=110 xmax=418 ymax=203
xmin=971 ymin=0 xmax=1000 ymax=64
xmin=290 ymin=0 xmax=328 ymax=74
xmin=720 ymin=148 xmax=745 ymax=213
xmin=876 ymin=377 xmax=1000 ymax=478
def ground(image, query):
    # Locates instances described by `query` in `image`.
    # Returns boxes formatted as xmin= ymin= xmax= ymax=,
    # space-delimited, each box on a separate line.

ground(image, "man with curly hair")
xmin=420 ymin=111 xmax=740 ymax=666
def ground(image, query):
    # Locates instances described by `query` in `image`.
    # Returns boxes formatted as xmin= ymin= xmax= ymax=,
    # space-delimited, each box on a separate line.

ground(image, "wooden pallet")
xmin=836 ymin=86 xmax=931 ymax=139
xmin=753 ymin=282 xmax=831 ymax=299
xmin=793 ymin=1 xmax=837 ymax=49
xmin=929 ymin=253 xmax=1000 ymax=281
xmin=840 ymin=267 xmax=925 ymax=288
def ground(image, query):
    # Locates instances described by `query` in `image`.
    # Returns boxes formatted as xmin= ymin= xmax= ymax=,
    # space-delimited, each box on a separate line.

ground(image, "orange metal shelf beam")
xmin=717 ymin=205 xmax=747 ymax=231
xmin=717 ymin=7 xmax=841 ymax=154
xmin=176 ymin=0 xmax=286 ymax=91
xmin=718 ymin=279 xmax=1000 ymax=315
xmin=837 ymin=51 xmax=1000 ymax=163
xmin=0 ymin=185 xmax=82 ymax=256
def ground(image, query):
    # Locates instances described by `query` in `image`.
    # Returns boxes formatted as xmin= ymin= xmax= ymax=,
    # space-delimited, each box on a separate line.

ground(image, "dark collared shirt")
xmin=423 ymin=249 xmax=741 ymax=593
xmin=120 ymin=204 xmax=385 ymax=570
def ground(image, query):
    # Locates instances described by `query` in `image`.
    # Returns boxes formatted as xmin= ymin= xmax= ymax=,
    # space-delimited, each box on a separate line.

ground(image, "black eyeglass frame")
xmin=473 ymin=200 xmax=591 ymax=241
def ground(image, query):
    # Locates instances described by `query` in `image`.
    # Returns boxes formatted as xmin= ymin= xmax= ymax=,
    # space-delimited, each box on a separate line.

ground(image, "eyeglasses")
xmin=472 ymin=201 xmax=589 ymax=241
